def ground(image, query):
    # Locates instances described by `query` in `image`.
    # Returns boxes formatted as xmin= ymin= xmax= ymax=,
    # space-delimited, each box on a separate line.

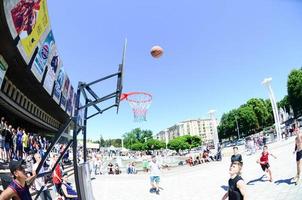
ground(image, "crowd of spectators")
xmin=0 ymin=117 xmax=50 ymax=164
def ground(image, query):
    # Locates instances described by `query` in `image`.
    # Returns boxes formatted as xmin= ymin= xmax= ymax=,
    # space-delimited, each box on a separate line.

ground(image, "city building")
xmin=156 ymin=118 xmax=218 ymax=144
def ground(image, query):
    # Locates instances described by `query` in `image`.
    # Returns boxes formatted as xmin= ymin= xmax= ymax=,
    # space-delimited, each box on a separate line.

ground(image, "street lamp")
xmin=262 ymin=77 xmax=282 ymax=141
xmin=235 ymin=116 xmax=240 ymax=139
xmin=208 ymin=109 xmax=219 ymax=150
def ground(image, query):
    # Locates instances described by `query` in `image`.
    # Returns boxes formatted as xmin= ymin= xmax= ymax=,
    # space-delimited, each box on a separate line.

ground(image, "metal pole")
xmin=73 ymin=85 xmax=82 ymax=200
xmin=235 ymin=116 xmax=240 ymax=139
xmin=83 ymin=98 xmax=88 ymax=162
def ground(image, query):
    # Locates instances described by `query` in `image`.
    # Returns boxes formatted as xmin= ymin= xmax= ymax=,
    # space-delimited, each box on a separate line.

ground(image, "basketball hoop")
xmin=121 ymin=92 xmax=152 ymax=122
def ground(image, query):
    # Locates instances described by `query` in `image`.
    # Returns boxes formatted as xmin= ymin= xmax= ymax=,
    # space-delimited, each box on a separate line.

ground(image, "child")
xmin=256 ymin=145 xmax=277 ymax=182
xmin=149 ymin=155 xmax=161 ymax=195
xmin=222 ymin=161 xmax=247 ymax=200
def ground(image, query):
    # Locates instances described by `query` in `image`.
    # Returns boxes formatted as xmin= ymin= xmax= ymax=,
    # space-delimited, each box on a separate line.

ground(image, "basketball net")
xmin=121 ymin=92 xmax=152 ymax=122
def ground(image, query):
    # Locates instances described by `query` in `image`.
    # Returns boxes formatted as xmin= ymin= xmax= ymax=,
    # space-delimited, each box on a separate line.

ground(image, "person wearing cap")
xmin=0 ymin=160 xmax=36 ymax=200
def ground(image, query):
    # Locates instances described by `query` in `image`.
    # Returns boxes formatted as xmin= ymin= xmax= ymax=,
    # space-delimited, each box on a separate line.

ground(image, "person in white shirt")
xmin=32 ymin=153 xmax=52 ymax=200
xmin=149 ymin=155 xmax=161 ymax=194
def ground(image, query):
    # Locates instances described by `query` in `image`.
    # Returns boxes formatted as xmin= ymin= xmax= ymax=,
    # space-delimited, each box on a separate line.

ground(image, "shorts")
xmin=54 ymin=183 xmax=62 ymax=195
xmin=150 ymin=176 xmax=160 ymax=183
xmin=16 ymin=144 xmax=22 ymax=151
xmin=261 ymin=163 xmax=270 ymax=171
xmin=4 ymin=142 xmax=10 ymax=151
xmin=23 ymin=147 xmax=29 ymax=153
xmin=296 ymin=150 xmax=302 ymax=162
xmin=0 ymin=139 xmax=4 ymax=148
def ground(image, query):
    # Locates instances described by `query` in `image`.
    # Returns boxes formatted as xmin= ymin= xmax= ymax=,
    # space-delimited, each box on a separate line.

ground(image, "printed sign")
xmin=3 ymin=0 xmax=50 ymax=63
xmin=31 ymin=30 xmax=54 ymax=82
xmin=0 ymin=55 xmax=9 ymax=88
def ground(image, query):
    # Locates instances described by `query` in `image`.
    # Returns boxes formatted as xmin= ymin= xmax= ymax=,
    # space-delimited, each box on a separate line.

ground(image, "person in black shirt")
xmin=231 ymin=147 xmax=242 ymax=164
xmin=222 ymin=161 xmax=247 ymax=200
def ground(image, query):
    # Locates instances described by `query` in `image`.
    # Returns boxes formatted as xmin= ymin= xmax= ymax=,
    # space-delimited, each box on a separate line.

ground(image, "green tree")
xmin=145 ymin=139 xmax=165 ymax=150
xmin=130 ymin=142 xmax=145 ymax=151
xmin=167 ymin=135 xmax=202 ymax=152
xmin=264 ymin=99 xmax=274 ymax=126
xmin=287 ymin=68 xmax=302 ymax=118
xmin=99 ymin=135 xmax=106 ymax=147
xmin=237 ymin=105 xmax=259 ymax=136
xmin=246 ymin=98 xmax=270 ymax=128
xmin=168 ymin=138 xmax=189 ymax=152
xmin=218 ymin=109 xmax=238 ymax=139
xmin=122 ymin=128 xmax=154 ymax=149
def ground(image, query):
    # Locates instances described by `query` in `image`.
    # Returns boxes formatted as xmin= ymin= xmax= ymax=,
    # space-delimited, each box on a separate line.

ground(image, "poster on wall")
xmin=66 ymin=85 xmax=74 ymax=116
xmin=31 ymin=30 xmax=54 ymax=82
xmin=60 ymin=74 xmax=70 ymax=110
xmin=72 ymin=93 xmax=77 ymax=117
xmin=3 ymin=0 xmax=50 ymax=64
xmin=0 ymin=55 xmax=9 ymax=88
xmin=43 ymin=44 xmax=61 ymax=95
xmin=52 ymin=67 xmax=65 ymax=104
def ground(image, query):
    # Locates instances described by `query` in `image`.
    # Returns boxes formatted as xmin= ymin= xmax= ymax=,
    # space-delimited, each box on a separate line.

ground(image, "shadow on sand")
xmin=247 ymin=175 xmax=267 ymax=185
xmin=274 ymin=177 xmax=295 ymax=185
xmin=220 ymin=185 xmax=228 ymax=191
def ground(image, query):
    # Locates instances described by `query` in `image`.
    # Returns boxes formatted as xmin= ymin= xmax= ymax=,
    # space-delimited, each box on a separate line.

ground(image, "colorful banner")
xmin=0 ymin=55 xmax=9 ymax=88
xmin=66 ymin=85 xmax=74 ymax=116
xmin=60 ymin=74 xmax=70 ymax=110
xmin=53 ymin=67 xmax=65 ymax=104
xmin=43 ymin=43 xmax=61 ymax=95
xmin=31 ymin=30 xmax=54 ymax=82
xmin=3 ymin=0 xmax=50 ymax=62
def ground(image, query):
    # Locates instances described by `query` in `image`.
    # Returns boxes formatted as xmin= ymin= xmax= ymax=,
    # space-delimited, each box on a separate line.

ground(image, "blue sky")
xmin=47 ymin=0 xmax=302 ymax=140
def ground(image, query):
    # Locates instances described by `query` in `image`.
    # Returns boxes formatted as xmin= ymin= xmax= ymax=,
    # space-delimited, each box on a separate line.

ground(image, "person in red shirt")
xmin=52 ymin=155 xmax=63 ymax=197
xmin=257 ymin=145 xmax=277 ymax=182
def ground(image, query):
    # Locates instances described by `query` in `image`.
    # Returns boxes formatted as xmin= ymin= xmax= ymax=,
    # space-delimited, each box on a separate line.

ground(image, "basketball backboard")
xmin=116 ymin=39 xmax=127 ymax=113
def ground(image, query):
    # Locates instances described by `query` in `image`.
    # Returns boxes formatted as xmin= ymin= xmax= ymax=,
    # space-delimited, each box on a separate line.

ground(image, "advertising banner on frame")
xmin=31 ymin=30 xmax=54 ymax=82
xmin=60 ymin=74 xmax=70 ymax=110
xmin=43 ymin=43 xmax=61 ymax=95
xmin=66 ymin=85 xmax=74 ymax=116
xmin=53 ymin=67 xmax=65 ymax=104
xmin=3 ymin=0 xmax=50 ymax=63
xmin=0 ymin=55 xmax=9 ymax=88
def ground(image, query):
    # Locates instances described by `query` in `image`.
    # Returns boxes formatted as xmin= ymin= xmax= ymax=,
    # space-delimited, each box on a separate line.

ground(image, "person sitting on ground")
xmin=0 ymin=160 xmax=36 ymax=200
xmin=187 ymin=156 xmax=193 ymax=166
xmin=61 ymin=173 xmax=78 ymax=200
xmin=131 ymin=162 xmax=137 ymax=174
xmin=231 ymin=146 xmax=243 ymax=164
xmin=114 ymin=163 xmax=120 ymax=175
xmin=202 ymin=151 xmax=210 ymax=162
xmin=108 ymin=162 xmax=114 ymax=175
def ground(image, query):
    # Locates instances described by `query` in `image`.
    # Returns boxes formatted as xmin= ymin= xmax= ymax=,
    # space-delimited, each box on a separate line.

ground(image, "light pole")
xmin=208 ymin=110 xmax=219 ymax=150
xmin=262 ymin=77 xmax=282 ymax=141
xmin=235 ymin=116 xmax=240 ymax=139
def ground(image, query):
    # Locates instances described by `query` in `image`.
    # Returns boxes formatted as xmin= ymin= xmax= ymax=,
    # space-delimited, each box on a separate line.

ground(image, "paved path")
xmin=91 ymin=138 xmax=302 ymax=200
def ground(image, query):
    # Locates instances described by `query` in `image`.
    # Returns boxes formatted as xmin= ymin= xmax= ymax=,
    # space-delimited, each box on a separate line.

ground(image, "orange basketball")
xmin=151 ymin=45 xmax=163 ymax=58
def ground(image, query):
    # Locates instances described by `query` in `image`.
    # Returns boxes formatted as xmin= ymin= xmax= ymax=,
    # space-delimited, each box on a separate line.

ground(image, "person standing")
xmin=32 ymin=153 xmax=52 ymax=200
xmin=16 ymin=128 xmax=23 ymax=160
xmin=4 ymin=125 xmax=13 ymax=162
xmin=222 ymin=161 xmax=247 ymax=200
xmin=52 ymin=155 xmax=63 ymax=198
xmin=0 ymin=117 xmax=5 ymax=161
xmin=231 ymin=147 xmax=242 ymax=164
xmin=294 ymin=129 xmax=302 ymax=184
xmin=149 ymin=155 xmax=162 ymax=195
xmin=256 ymin=145 xmax=277 ymax=182
xmin=22 ymin=131 xmax=29 ymax=159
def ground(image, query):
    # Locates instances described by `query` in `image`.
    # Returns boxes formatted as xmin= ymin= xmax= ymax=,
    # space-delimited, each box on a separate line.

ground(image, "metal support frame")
xmin=72 ymin=70 xmax=122 ymax=200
